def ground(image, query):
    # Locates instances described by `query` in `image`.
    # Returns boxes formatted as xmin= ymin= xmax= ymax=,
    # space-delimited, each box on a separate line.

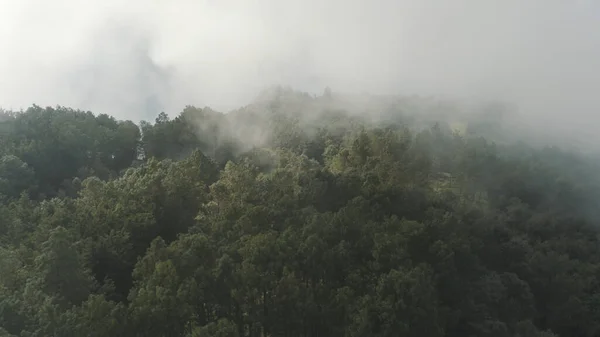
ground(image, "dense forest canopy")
xmin=1 ymin=87 xmax=600 ymax=336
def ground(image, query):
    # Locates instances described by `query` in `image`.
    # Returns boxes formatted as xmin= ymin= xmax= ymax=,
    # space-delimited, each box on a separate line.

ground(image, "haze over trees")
xmin=1 ymin=88 xmax=600 ymax=336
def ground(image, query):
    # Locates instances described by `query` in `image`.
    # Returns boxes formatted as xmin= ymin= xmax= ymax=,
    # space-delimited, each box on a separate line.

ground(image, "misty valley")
xmin=2 ymin=88 xmax=600 ymax=337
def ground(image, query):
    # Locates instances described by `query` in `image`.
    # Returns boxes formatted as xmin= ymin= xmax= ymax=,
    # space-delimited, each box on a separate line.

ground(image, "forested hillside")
xmin=2 ymin=88 xmax=600 ymax=337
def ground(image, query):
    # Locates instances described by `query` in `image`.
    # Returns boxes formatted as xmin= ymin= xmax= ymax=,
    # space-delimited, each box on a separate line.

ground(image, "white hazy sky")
xmin=0 ymin=0 xmax=599 ymax=137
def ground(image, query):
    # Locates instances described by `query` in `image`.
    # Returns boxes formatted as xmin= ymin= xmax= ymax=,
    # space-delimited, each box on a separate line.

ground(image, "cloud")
xmin=0 ymin=0 xmax=599 ymax=141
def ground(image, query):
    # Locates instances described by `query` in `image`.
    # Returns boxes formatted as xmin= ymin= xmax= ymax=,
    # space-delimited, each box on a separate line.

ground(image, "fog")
xmin=1 ymin=0 xmax=599 ymax=143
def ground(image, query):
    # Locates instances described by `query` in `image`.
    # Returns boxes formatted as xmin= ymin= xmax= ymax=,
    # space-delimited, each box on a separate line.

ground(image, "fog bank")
xmin=1 ymin=0 xmax=599 ymax=143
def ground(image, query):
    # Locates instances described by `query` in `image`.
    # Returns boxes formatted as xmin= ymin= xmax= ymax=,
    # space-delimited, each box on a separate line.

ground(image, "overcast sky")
xmin=0 ymin=0 xmax=599 ymax=139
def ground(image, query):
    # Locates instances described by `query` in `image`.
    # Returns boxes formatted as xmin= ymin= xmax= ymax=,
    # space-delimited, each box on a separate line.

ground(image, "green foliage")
xmin=0 ymin=105 xmax=140 ymax=199
xmin=0 ymin=155 xmax=36 ymax=200
xmin=1 ymin=93 xmax=600 ymax=336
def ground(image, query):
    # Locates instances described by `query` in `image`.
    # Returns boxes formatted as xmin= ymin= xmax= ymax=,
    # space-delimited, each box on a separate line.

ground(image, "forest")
xmin=1 ymin=87 xmax=600 ymax=337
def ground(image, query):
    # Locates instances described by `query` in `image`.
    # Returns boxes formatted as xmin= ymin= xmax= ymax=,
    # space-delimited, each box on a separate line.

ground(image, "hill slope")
xmin=1 ymin=89 xmax=599 ymax=337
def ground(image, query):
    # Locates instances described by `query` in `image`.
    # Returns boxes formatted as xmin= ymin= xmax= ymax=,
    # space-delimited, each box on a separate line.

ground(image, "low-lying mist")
xmin=4 ymin=3 xmax=600 ymax=335
xmin=1 ymin=0 xmax=599 ymax=149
